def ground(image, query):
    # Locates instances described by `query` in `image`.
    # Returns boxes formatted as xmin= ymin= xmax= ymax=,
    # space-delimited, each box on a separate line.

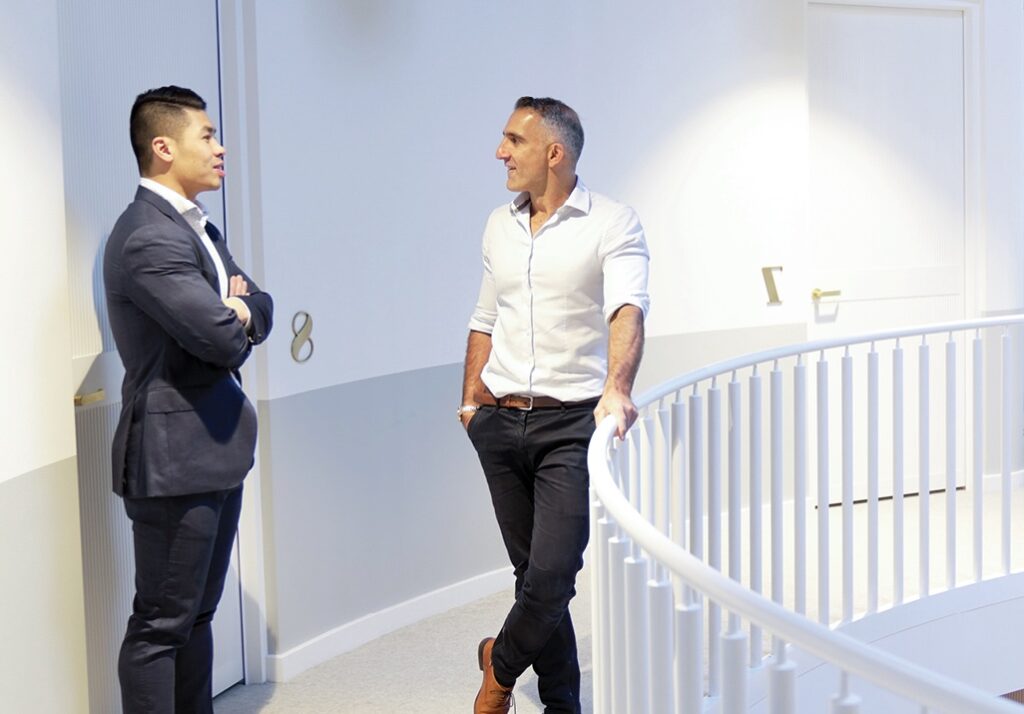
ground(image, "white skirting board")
xmin=266 ymin=566 xmax=513 ymax=682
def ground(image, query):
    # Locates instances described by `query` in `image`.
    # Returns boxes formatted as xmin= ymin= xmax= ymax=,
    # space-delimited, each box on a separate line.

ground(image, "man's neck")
xmin=528 ymin=173 xmax=578 ymax=217
xmin=142 ymin=172 xmax=195 ymax=202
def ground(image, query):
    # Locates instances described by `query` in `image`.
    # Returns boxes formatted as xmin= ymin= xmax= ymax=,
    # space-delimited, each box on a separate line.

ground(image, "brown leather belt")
xmin=478 ymin=394 xmax=599 ymax=411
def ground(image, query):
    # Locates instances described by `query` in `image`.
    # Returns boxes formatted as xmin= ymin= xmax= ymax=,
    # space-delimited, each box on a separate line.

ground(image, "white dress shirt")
xmin=469 ymin=180 xmax=650 ymax=402
xmin=139 ymin=178 xmax=228 ymax=299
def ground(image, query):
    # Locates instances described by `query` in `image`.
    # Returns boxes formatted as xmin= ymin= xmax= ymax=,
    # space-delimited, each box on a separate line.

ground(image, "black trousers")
xmin=468 ymin=402 xmax=595 ymax=714
xmin=118 ymin=484 xmax=243 ymax=714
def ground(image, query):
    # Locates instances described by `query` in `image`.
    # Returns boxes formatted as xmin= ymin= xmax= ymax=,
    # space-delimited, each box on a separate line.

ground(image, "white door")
xmin=59 ymin=1 xmax=245 ymax=709
xmin=806 ymin=2 xmax=973 ymax=502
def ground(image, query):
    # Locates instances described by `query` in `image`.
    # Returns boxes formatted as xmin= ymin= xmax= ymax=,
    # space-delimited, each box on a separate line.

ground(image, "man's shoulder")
xmin=107 ymin=194 xmax=191 ymax=266
xmin=584 ymin=188 xmax=636 ymax=218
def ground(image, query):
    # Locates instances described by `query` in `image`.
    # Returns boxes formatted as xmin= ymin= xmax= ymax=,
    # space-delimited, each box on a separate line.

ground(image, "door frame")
xmin=218 ymin=0 xmax=271 ymax=684
xmin=807 ymin=0 xmax=982 ymax=323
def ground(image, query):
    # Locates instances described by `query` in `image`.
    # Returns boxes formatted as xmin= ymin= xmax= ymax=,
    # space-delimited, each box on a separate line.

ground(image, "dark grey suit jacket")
xmin=103 ymin=186 xmax=273 ymax=497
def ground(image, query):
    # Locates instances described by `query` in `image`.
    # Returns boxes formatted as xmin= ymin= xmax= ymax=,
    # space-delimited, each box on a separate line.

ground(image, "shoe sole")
xmin=477 ymin=637 xmax=489 ymax=671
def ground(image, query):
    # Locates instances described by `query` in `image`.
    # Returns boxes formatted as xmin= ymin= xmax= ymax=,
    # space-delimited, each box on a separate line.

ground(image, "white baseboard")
xmin=266 ymin=566 xmax=513 ymax=682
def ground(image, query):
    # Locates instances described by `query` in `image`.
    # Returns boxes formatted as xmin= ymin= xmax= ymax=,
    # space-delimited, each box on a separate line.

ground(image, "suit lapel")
xmin=135 ymin=186 xmax=221 ymax=292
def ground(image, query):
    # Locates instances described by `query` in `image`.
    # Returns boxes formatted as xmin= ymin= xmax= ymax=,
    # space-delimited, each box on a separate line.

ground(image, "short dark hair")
xmin=130 ymin=86 xmax=207 ymax=173
xmin=514 ymin=96 xmax=584 ymax=166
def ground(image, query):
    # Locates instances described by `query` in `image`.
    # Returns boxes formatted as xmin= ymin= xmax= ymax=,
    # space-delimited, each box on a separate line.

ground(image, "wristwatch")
xmin=457 ymin=404 xmax=479 ymax=422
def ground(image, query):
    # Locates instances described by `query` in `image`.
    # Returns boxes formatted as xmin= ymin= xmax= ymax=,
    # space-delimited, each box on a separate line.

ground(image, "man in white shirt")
xmin=462 ymin=97 xmax=650 ymax=714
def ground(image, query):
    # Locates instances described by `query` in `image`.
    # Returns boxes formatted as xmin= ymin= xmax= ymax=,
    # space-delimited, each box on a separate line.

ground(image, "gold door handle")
xmin=812 ymin=288 xmax=842 ymax=301
xmin=74 ymin=388 xmax=105 ymax=407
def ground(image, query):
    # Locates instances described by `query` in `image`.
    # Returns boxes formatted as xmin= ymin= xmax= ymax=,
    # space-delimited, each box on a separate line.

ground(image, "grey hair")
xmin=514 ymin=96 xmax=584 ymax=166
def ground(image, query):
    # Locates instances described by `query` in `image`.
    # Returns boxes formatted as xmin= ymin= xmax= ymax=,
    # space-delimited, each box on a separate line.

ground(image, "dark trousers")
xmin=118 ymin=485 xmax=243 ymax=714
xmin=469 ymin=402 xmax=595 ymax=714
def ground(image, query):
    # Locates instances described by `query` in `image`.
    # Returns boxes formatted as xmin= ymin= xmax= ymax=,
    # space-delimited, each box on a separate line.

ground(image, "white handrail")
xmin=589 ymin=417 xmax=1021 ymax=714
xmin=589 ymin=315 xmax=1024 ymax=713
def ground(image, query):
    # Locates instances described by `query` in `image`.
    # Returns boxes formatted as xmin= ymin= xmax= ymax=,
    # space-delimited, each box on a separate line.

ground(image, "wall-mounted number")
xmin=762 ymin=266 xmax=783 ymax=306
xmin=291 ymin=311 xmax=314 ymax=363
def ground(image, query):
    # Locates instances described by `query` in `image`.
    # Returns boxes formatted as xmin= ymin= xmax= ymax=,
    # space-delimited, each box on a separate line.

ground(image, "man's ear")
xmin=548 ymin=141 xmax=565 ymax=167
xmin=151 ymin=136 xmax=174 ymax=165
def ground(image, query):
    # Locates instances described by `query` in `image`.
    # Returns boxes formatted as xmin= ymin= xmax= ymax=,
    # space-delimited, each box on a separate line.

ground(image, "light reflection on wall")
xmin=623 ymin=78 xmax=810 ymax=339
xmin=0 ymin=57 xmax=76 ymax=480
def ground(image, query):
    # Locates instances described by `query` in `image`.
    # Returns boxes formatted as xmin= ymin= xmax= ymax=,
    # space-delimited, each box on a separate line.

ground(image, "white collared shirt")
xmin=139 ymin=178 xmax=228 ymax=299
xmin=468 ymin=180 xmax=650 ymax=402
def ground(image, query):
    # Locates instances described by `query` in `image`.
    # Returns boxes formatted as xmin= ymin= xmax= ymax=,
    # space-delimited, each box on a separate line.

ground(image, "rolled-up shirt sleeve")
xmin=600 ymin=206 xmax=651 ymax=322
xmin=468 ymin=244 xmax=497 ymax=334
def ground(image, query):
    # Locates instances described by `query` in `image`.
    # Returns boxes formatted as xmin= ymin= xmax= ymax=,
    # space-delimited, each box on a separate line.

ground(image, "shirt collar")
xmin=140 ymin=178 xmax=208 ymax=227
xmin=510 ymin=177 xmax=592 ymax=217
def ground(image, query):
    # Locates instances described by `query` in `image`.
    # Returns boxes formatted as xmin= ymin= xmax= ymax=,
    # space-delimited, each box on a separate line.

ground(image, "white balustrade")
xmin=589 ymin=316 xmax=1024 ymax=713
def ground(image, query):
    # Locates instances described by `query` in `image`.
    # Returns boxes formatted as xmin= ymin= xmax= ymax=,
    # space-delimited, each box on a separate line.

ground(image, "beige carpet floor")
xmin=214 ymin=571 xmax=593 ymax=713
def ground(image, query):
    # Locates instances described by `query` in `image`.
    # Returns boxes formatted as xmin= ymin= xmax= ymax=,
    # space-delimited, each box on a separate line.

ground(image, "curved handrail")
xmin=589 ymin=315 xmax=1024 ymax=713
xmin=589 ymin=418 xmax=1021 ymax=713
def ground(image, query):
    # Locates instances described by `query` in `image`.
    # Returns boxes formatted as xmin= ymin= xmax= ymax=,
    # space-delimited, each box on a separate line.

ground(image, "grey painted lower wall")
xmin=257 ymin=322 xmax=809 ymax=657
xmin=258 ymin=362 xmax=508 ymax=653
xmin=0 ymin=459 xmax=89 ymax=713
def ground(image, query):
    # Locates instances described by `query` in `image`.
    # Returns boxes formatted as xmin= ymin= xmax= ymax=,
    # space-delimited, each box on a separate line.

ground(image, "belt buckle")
xmin=516 ymin=395 xmax=534 ymax=411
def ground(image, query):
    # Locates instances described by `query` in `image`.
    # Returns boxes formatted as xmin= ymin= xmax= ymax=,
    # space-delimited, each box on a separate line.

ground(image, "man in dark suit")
xmin=103 ymin=85 xmax=272 ymax=714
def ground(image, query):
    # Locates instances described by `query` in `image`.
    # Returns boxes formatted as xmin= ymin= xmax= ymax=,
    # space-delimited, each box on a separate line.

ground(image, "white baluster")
xmin=867 ymin=346 xmax=879 ymax=614
xmin=656 ymin=406 xmax=672 ymax=586
xmin=596 ymin=513 xmax=616 ymax=714
xmin=675 ymin=601 xmax=703 ymax=714
xmin=771 ymin=364 xmax=784 ymax=651
xmin=842 ymin=348 xmax=853 ymax=623
xmin=1002 ymin=331 xmax=1012 ymax=574
xmin=972 ymin=333 xmax=983 ymax=582
xmin=607 ymin=529 xmax=631 ymax=714
xmin=629 ymin=432 xmax=643 ymax=560
xmin=919 ymin=339 xmax=930 ymax=597
xmin=749 ymin=367 xmax=764 ymax=665
xmin=671 ymin=400 xmax=688 ymax=600
xmin=945 ymin=335 xmax=956 ymax=590
xmin=708 ymin=380 xmax=722 ymax=696
xmin=893 ymin=342 xmax=905 ymax=605
xmin=817 ymin=353 xmax=830 ymax=625
xmin=647 ymin=578 xmax=673 ymax=714
xmin=769 ymin=643 xmax=796 ymax=714
xmin=794 ymin=357 xmax=808 ymax=615
xmin=690 ymin=390 xmax=705 ymax=565
xmin=728 ymin=376 xmax=742 ymax=590
xmin=721 ymin=628 xmax=749 ymax=714
xmin=638 ymin=416 xmax=655 ymax=564
xmin=624 ymin=553 xmax=650 ymax=713
xmin=830 ymin=672 xmax=861 ymax=713
xmin=590 ymin=496 xmax=605 ymax=714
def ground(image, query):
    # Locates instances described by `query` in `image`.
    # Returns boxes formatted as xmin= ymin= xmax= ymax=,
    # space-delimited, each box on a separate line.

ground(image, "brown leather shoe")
xmin=474 ymin=637 xmax=514 ymax=713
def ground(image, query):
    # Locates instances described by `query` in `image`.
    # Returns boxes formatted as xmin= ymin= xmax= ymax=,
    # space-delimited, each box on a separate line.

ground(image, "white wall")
xmin=979 ymin=0 xmax=1024 ymax=314
xmin=0 ymin=0 xmax=89 ymax=710
xmin=1 ymin=0 xmax=77 ymax=480
xmin=249 ymin=0 xmax=810 ymax=402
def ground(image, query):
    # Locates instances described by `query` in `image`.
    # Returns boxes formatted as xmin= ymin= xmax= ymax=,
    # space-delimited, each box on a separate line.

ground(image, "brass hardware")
xmin=291 ymin=311 xmax=314 ymax=363
xmin=74 ymin=388 xmax=106 ymax=407
xmin=761 ymin=266 xmax=783 ymax=305
xmin=812 ymin=288 xmax=842 ymax=301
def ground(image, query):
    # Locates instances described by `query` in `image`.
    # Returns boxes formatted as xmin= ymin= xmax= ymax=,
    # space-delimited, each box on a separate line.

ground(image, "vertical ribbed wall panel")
xmin=75 ymin=401 xmax=133 ymax=714
xmin=56 ymin=0 xmax=131 ymax=359
xmin=56 ymin=0 xmax=224 ymax=360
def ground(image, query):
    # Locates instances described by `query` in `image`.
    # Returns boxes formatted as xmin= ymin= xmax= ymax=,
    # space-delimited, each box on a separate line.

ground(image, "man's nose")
xmin=495 ymin=141 xmax=509 ymax=160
